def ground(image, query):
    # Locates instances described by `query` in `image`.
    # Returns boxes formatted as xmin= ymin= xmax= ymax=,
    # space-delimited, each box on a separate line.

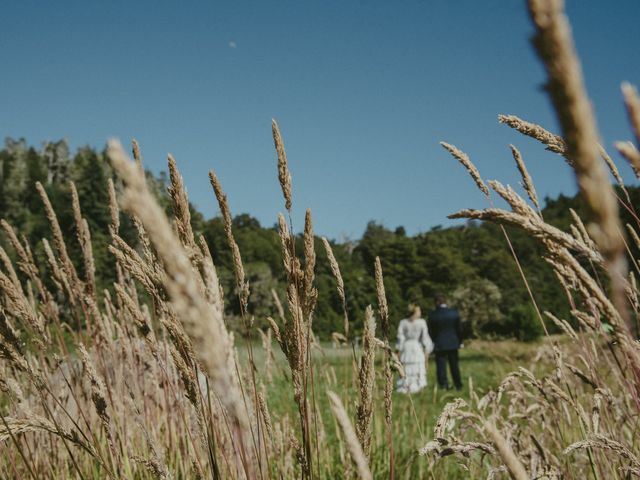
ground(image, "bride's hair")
xmin=407 ymin=303 xmax=420 ymax=317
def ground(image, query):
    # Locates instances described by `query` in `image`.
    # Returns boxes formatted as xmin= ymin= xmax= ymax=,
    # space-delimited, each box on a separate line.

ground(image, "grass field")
xmin=250 ymin=337 xmax=543 ymax=479
xmin=2 ymin=1 xmax=640 ymax=476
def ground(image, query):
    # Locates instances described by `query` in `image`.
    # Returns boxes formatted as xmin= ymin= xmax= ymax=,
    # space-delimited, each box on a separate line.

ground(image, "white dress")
xmin=396 ymin=318 xmax=433 ymax=394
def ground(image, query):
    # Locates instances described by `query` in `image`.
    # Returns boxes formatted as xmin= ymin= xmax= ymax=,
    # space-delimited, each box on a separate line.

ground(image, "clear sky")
xmin=2 ymin=0 xmax=639 ymax=240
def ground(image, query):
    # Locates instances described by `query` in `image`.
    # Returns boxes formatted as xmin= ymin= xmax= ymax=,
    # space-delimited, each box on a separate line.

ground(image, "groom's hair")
xmin=434 ymin=293 xmax=446 ymax=306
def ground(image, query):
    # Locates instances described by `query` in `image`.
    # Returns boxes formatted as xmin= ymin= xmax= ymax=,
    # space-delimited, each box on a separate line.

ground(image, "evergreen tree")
xmin=2 ymin=136 xmax=632 ymax=342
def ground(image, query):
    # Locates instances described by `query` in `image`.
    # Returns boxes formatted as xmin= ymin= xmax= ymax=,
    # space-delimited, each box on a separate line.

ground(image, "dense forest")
xmin=2 ymin=138 xmax=638 ymax=341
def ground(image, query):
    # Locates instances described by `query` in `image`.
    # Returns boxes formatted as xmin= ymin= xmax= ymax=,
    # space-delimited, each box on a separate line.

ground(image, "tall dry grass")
xmin=1 ymin=0 xmax=640 ymax=478
xmin=420 ymin=1 xmax=640 ymax=479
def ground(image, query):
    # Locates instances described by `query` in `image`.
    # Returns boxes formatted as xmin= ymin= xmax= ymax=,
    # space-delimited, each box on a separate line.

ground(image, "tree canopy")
xmin=3 ymin=137 xmax=638 ymax=341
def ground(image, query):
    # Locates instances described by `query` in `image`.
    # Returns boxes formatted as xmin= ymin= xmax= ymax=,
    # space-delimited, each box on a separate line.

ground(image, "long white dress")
xmin=396 ymin=318 xmax=433 ymax=394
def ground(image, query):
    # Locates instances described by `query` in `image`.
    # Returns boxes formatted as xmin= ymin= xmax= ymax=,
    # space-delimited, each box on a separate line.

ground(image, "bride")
xmin=396 ymin=304 xmax=433 ymax=394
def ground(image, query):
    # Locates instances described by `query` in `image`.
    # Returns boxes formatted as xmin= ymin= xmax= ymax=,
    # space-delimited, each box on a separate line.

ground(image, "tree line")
xmin=3 ymin=138 xmax=637 ymax=341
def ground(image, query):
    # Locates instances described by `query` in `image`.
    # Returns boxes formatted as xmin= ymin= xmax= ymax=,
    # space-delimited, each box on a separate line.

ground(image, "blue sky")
xmin=2 ymin=0 xmax=639 ymax=240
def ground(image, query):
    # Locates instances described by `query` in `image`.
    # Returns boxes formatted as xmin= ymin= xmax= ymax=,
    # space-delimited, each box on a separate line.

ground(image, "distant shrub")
xmin=503 ymin=304 xmax=543 ymax=342
xmin=451 ymin=278 xmax=504 ymax=338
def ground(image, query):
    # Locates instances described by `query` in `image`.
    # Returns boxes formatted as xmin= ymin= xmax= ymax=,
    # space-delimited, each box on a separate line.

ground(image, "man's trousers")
xmin=435 ymin=349 xmax=461 ymax=390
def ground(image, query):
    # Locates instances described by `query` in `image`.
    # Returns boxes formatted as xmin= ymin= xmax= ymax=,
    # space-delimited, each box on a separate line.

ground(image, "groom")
xmin=427 ymin=293 xmax=463 ymax=390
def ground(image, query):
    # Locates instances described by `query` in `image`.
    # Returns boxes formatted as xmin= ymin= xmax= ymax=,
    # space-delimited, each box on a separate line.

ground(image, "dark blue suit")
xmin=428 ymin=305 xmax=463 ymax=389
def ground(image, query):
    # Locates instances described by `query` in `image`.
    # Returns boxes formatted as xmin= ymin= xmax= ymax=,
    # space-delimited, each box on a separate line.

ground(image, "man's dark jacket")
xmin=428 ymin=306 xmax=463 ymax=351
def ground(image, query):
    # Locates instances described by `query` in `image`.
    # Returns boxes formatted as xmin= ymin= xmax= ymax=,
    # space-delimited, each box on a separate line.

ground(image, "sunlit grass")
xmin=247 ymin=338 xmax=542 ymax=478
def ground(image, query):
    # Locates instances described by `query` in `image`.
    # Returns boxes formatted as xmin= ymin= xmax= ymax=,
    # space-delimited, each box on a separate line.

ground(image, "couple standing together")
xmin=396 ymin=294 xmax=463 ymax=393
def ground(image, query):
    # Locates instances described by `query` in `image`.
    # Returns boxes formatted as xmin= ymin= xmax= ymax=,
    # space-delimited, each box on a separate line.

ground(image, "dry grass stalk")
xmin=168 ymin=342 xmax=199 ymax=407
xmin=598 ymin=145 xmax=627 ymax=196
xmin=208 ymin=170 xmax=250 ymax=311
xmin=569 ymin=208 xmax=595 ymax=249
xmin=0 ymin=413 xmax=98 ymax=457
xmin=565 ymin=363 xmax=598 ymax=390
xmin=167 ymin=155 xmax=198 ymax=256
xmin=271 ymin=288 xmax=286 ymax=322
xmin=505 ymin=129 xmax=631 ymax=230
xmin=440 ymin=142 xmax=489 ymax=196
xmin=0 ymin=414 xmax=59 ymax=442
xmin=484 ymin=421 xmax=529 ymax=480
xmin=69 ymin=181 xmax=96 ymax=298
xmin=390 ymin=351 xmax=405 ymax=380
xmin=565 ymin=434 xmax=640 ymax=469
xmin=131 ymin=456 xmax=172 ymax=480
xmin=0 ymin=312 xmax=26 ymax=362
xmin=258 ymin=328 xmax=274 ymax=383
xmin=510 ymin=145 xmax=540 ymax=211
xmin=331 ymin=332 xmax=347 ymax=348
xmin=198 ymin=234 xmax=225 ymax=308
xmin=0 ymin=328 xmax=33 ymax=377
xmin=355 ymin=306 xmax=376 ymax=457
xmin=107 ymin=140 xmax=253 ymax=475
xmin=374 ymin=258 xmax=389 ymax=336
xmin=35 ymin=182 xmax=82 ymax=292
xmin=544 ymin=312 xmax=578 ymax=341
xmin=130 ymin=215 xmax=157 ymax=271
xmin=374 ymin=256 xmax=394 ymax=477
xmin=109 ymin=235 xmax=162 ymax=300
xmin=498 ymin=114 xmax=568 ymax=162
xmin=273 ymin=203 xmax=317 ymax=476
xmin=449 ymin=207 xmax=603 ymax=266
xmin=627 ymin=224 xmax=640 ymax=251
xmin=628 ymin=272 xmax=639 ymax=313
xmin=0 ymin=246 xmax=21 ymax=292
xmin=257 ymin=390 xmax=274 ymax=448
xmin=281 ymin=285 xmax=307 ymax=405
xmin=433 ymin=398 xmax=467 ymax=440
xmin=1 ymin=221 xmax=35 ymax=280
xmin=78 ymin=343 xmax=117 ymax=460
xmin=488 ymin=180 xmax=539 ymax=219
xmin=266 ymin=316 xmax=283 ymax=347
xmin=622 ymin=82 xmax=640 ymax=146
xmin=42 ymin=238 xmax=73 ymax=303
xmin=419 ymin=439 xmax=496 ymax=458
xmin=277 ymin=214 xmax=294 ymax=276
xmin=0 ymin=270 xmax=46 ymax=344
xmin=272 ymin=119 xmax=293 ymax=211
xmin=321 ymin=237 xmax=349 ymax=338
xmin=0 ymin=246 xmax=55 ymax=347
xmin=107 ymin=178 xmax=120 ymax=235
xmin=302 ymin=209 xmax=318 ymax=320
xmin=114 ymin=283 xmax=157 ymax=356
xmin=615 ymin=141 xmax=640 ymax=178
xmin=327 ymin=391 xmax=372 ymax=480
xmin=550 ymin=247 xmax=640 ymax=377
xmin=527 ymin=0 xmax=626 ymax=314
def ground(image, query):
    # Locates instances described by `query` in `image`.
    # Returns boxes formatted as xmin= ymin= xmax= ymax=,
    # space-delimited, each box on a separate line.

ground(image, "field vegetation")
xmin=2 ymin=0 xmax=640 ymax=478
